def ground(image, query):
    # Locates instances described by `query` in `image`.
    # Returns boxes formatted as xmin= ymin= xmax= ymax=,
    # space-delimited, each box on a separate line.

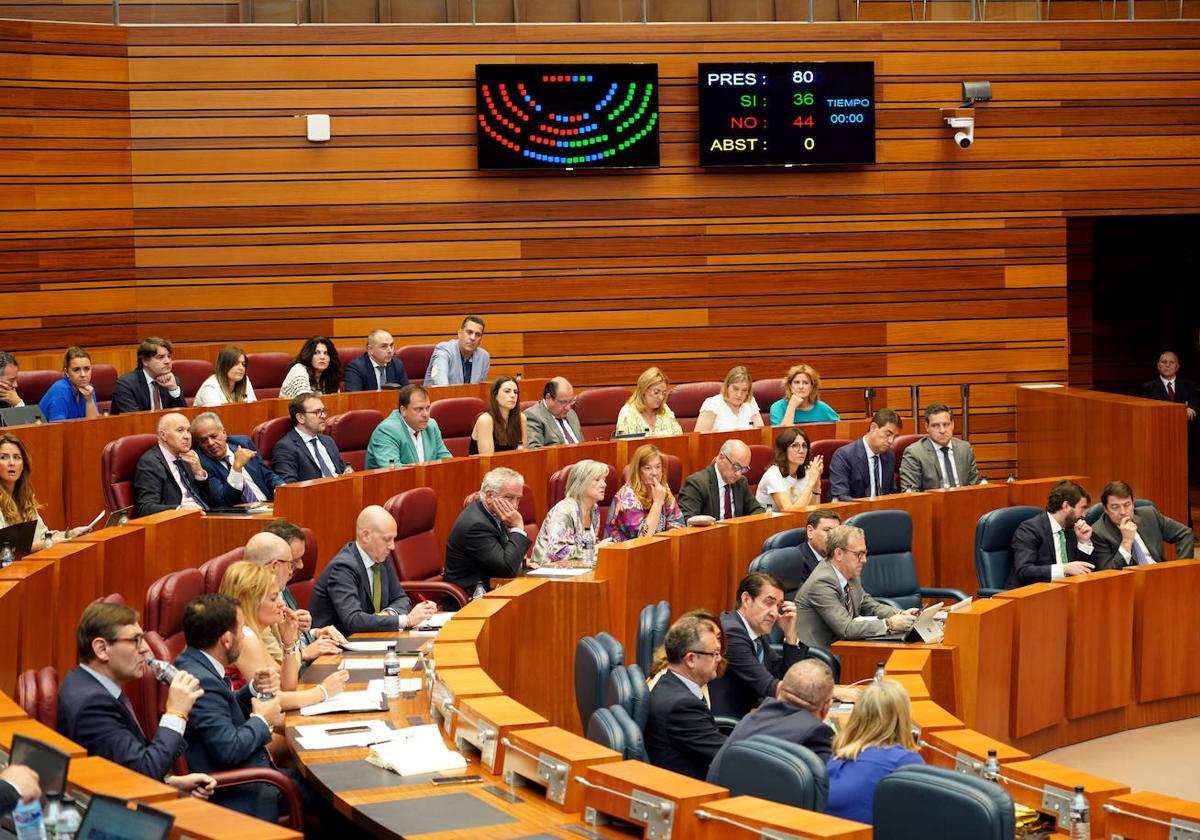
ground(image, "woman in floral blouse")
xmin=615 ymin=367 xmax=683 ymax=437
xmin=606 ymin=444 xmax=685 ymax=542
xmin=532 ymin=459 xmax=609 ymax=566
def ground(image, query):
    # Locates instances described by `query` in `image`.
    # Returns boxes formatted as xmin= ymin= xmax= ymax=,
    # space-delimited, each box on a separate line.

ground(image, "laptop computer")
xmin=76 ymin=794 xmax=174 ymax=840
xmin=869 ymin=601 xmax=945 ymax=644
xmin=0 ymin=406 xmax=46 ymax=427
xmin=0 ymin=520 xmax=39 ymax=562
xmin=8 ymin=733 xmax=70 ymax=798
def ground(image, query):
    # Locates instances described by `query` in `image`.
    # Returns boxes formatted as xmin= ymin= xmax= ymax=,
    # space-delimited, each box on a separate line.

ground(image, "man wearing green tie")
xmin=308 ymin=505 xmax=438 ymax=636
xmin=1005 ymin=479 xmax=1096 ymax=589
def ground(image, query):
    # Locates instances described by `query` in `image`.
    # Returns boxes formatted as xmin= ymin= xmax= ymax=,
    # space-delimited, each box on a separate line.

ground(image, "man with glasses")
xmin=678 ymin=439 xmax=765 ymax=521
xmin=365 ymin=384 xmax=452 ymax=468
xmin=525 ymin=377 xmax=583 ymax=448
xmin=58 ymin=602 xmax=217 ymax=799
xmin=794 ymin=524 xmax=917 ymax=648
xmin=270 ymin=393 xmax=350 ymax=483
xmin=829 ymin=408 xmax=903 ymax=501
xmin=443 ymin=467 xmax=533 ymax=603
xmin=644 ymin=615 xmax=727 ymax=780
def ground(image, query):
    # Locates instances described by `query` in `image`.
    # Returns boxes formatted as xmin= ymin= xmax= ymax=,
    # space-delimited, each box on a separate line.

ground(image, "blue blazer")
xmin=198 ymin=435 xmax=285 ymax=506
xmin=343 ymin=353 xmax=410 ymax=392
xmin=269 ymin=428 xmax=348 ymax=483
xmin=828 ymin=440 xmax=896 ymax=501
xmin=57 ymin=667 xmax=185 ymax=781
xmin=706 ymin=697 xmax=833 ymax=783
xmin=174 ymin=647 xmax=271 ymax=776
xmin=309 ymin=541 xmax=414 ymax=635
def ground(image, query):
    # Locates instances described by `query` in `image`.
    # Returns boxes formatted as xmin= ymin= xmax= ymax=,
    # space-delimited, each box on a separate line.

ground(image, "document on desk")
xmin=340 ymin=656 xmax=417 ymax=670
xmin=300 ymin=683 xmax=385 ymax=716
xmin=414 ymin=612 xmax=454 ymax=630
xmin=527 ymin=566 xmax=592 ymax=578
xmin=366 ymin=724 xmax=468 ymax=776
xmin=341 ymin=640 xmax=400 ymax=653
xmin=295 ymin=718 xmax=402 ymax=750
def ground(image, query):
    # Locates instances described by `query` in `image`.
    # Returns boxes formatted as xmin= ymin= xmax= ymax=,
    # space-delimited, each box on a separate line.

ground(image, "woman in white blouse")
xmin=279 ymin=336 xmax=341 ymax=399
xmin=755 ymin=427 xmax=823 ymax=512
xmin=194 ymin=345 xmax=257 ymax=406
xmin=694 ymin=366 xmax=763 ymax=433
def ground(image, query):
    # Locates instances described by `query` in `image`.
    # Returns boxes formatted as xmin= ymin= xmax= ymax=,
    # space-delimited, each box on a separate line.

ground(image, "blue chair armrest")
xmin=976 ymin=587 xmax=1003 ymax=598
xmin=876 ymin=596 xmax=904 ymax=611
xmin=919 ymin=587 xmax=970 ymax=603
xmin=714 ymin=715 xmax=739 ymax=735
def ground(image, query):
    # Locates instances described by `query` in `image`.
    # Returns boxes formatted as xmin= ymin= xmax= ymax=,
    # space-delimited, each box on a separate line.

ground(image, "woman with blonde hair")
xmin=195 ymin=345 xmax=256 ymax=406
xmin=695 ymin=366 xmax=763 ymax=433
xmin=606 ymin=444 xmax=685 ymax=542
xmin=532 ymin=459 xmax=610 ymax=566
xmin=825 ymin=678 xmax=925 ymax=824
xmin=0 ymin=433 xmax=92 ymax=551
xmin=770 ymin=363 xmax=840 ymax=426
xmin=615 ymin=367 xmax=682 ymax=437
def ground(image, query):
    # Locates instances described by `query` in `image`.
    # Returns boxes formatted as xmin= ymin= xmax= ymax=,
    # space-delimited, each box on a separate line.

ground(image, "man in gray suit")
xmin=1090 ymin=480 xmax=1194 ymax=570
xmin=898 ymin=403 xmax=981 ymax=492
xmin=524 ymin=377 xmax=583 ymax=447
xmin=424 ymin=315 xmax=490 ymax=385
xmin=794 ymin=524 xmax=917 ymax=648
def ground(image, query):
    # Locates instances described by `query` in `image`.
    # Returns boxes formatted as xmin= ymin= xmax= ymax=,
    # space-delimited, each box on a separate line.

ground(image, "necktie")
xmin=1056 ymin=528 xmax=1068 ymax=565
xmin=118 ymin=692 xmax=147 ymax=741
xmin=413 ymin=429 xmax=423 ymax=462
xmin=557 ymin=417 xmax=576 ymax=444
xmin=371 ymin=562 xmax=382 ymax=612
xmin=1131 ymin=536 xmax=1152 ymax=566
xmin=722 ymin=483 xmax=733 ymax=520
xmin=174 ymin=459 xmax=208 ymax=511
xmin=842 ymin=585 xmax=853 ymax=613
xmin=462 ymin=356 xmax=473 ymax=383
xmin=310 ymin=438 xmax=334 ymax=477
xmin=151 ymin=382 xmax=161 ymax=411
xmin=940 ymin=446 xmax=956 ymax=488
xmin=1167 ymin=381 xmax=1176 ymax=401
xmin=753 ymin=636 xmax=764 ymax=663
xmin=871 ymin=455 xmax=882 ymax=497
xmin=376 ymin=365 xmax=387 ymax=389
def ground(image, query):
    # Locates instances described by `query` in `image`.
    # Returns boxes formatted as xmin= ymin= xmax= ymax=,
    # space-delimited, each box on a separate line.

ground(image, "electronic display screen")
xmin=476 ymin=64 xmax=659 ymax=170
xmin=698 ymin=62 xmax=876 ymax=167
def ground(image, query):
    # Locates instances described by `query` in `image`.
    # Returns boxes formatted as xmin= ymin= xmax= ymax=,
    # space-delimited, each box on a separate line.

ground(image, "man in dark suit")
xmin=709 ymin=572 xmax=809 ymax=720
xmin=443 ymin=467 xmax=533 ymax=601
xmin=270 ymin=394 xmax=350 ymax=483
xmin=706 ymin=659 xmax=836 ymax=783
xmin=309 ymin=506 xmax=437 ymax=635
xmin=1090 ymin=480 xmax=1195 ymax=570
xmin=898 ymin=404 xmax=981 ymax=491
xmin=828 ymin=408 xmax=903 ymax=500
xmin=678 ymin=439 xmax=765 ymax=521
xmin=343 ymin=329 xmax=411 ymax=392
xmin=524 ymin=377 xmax=584 ymax=448
xmin=133 ymin=412 xmax=219 ymax=517
xmin=644 ymin=615 xmax=727 ymax=780
xmin=175 ymin=593 xmax=287 ymax=820
xmin=57 ymin=602 xmax=215 ymax=797
xmin=797 ymin=509 xmax=843 ymax=587
xmin=1005 ymin=479 xmax=1096 ymax=588
xmin=0 ymin=350 xmax=24 ymax=410
xmin=192 ymin=412 xmax=283 ymax=506
xmin=110 ymin=337 xmax=187 ymax=415
xmin=258 ymin=522 xmax=347 ymax=663
xmin=0 ymin=765 xmax=39 ymax=816
xmin=1142 ymin=351 xmax=1198 ymax=420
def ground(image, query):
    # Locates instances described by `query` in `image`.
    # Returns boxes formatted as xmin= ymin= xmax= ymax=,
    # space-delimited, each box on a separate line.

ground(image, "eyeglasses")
xmin=646 ymin=388 xmax=668 ymax=398
xmin=110 ymin=634 xmax=145 ymax=647
xmin=787 ymin=441 xmax=808 ymax=451
xmin=553 ymin=398 xmax=577 ymax=408
xmin=721 ymin=452 xmax=751 ymax=475
xmin=843 ymin=548 xmax=868 ymax=560
xmin=688 ymin=649 xmax=723 ymax=660
xmin=303 ymin=409 xmax=328 ymax=417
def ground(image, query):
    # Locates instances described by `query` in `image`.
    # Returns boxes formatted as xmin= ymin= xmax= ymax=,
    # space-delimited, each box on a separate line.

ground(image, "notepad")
xmin=415 ymin=612 xmax=455 ymax=630
xmin=295 ymin=718 xmax=401 ymax=750
xmin=341 ymin=641 xmax=400 ymax=653
xmin=366 ymin=724 xmax=467 ymax=776
xmin=300 ymin=688 xmax=386 ymax=716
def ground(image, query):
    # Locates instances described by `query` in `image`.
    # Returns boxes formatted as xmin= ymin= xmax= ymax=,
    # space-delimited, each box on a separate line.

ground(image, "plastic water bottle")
xmin=983 ymin=749 xmax=1000 ymax=781
xmin=874 ymin=661 xmax=886 ymax=683
xmin=1068 ymin=785 xmax=1089 ymax=840
xmin=146 ymin=657 xmax=178 ymax=684
xmin=383 ymin=645 xmax=401 ymax=698
xmin=43 ymin=796 xmax=59 ymax=840
xmin=472 ymin=583 xmax=486 ymax=601
xmin=0 ymin=544 xmax=15 ymax=568
xmin=54 ymin=799 xmax=80 ymax=840
xmin=13 ymin=797 xmax=47 ymax=840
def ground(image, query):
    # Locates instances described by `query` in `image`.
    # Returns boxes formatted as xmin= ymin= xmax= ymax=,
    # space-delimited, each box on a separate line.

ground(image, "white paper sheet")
xmin=341 ymin=641 xmax=399 ymax=652
xmin=527 ymin=566 xmax=592 ymax=578
xmin=294 ymin=718 xmax=401 ymax=750
xmin=340 ymin=657 xmax=417 ymax=670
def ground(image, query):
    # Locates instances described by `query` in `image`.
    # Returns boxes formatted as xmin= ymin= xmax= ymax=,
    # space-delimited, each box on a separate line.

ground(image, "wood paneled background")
xmin=3 ymin=18 xmax=1200 ymax=479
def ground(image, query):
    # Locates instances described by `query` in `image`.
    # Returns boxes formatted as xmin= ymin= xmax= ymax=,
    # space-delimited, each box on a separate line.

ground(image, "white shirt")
xmin=668 ymin=668 xmax=705 ymax=702
xmin=736 ymin=610 xmax=760 ymax=644
xmin=755 ymin=465 xmax=813 ymax=511
xmin=1047 ymin=513 xmax=1094 ymax=580
xmin=221 ymin=447 xmax=265 ymax=502
xmin=861 ymin=438 xmax=884 ymax=497
xmin=356 ymin=542 xmax=409 ymax=630
xmin=80 ymin=664 xmax=186 ymax=736
xmin=295 ymin=427 xmax=338 ymax=477
xmin=406 ymin=422 xmax=426 ymax=463
xmin=194 ymin=374 xmax=257 ymax=407
xmin=1161 ymin=376 xmax=1177 ymax=391
xmin=699 ymin=394 xmax=761 ymax=432
xmin=159 ymin=443 xmax=201 ymax=507
xmin=142 ymin=368 xmax=182 ymax=401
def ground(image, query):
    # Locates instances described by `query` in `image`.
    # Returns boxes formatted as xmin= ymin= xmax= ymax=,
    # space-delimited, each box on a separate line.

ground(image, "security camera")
xmin=944 ymin=116 xmax=974 ymax=149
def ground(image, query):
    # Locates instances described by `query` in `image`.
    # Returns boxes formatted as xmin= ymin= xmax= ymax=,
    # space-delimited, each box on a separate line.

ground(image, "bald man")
xmin=243 ymin=532 xmax=342 ymax=663
xmin=133 ymin=412 xmax=218 ymax=517
xmin=524 ymin=376 xmax=583 ymax=448
xmin=679 ymin=439 xmax=765 ymax=521
xmin=308 ymin=506 xmax=438 ymax=635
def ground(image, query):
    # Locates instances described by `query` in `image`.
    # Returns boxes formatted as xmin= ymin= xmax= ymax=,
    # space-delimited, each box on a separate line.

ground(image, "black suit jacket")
xmin=1141 ymin=376 xmax=1199 ymax=412
xmin=709 ymin=610 xmax=807 ymax=720
xmin=174 ymin=647 xmax=271 ymax=775
xmin=269 ymin=428 xmax=348 ymax=483
xmin=110 ymin=368 xmax=186 ymax=415
xmin=829 ymin=439 xmax=896 ymax=501
xmin=706 ymin=697 xmax=833 ymax=783
xmin=199 ymin=435 xmax=284 ymax=506
xmin=677 ymin=465 xmax=764 ymax=521
xmin=133 ymin=445 xmax=218 ymax=518
xmin=443 ymin=499 xmax=531 ymax=597
xmin=0 ymin=778 xmax=17 ymax=816
xmin=1006 ymin=512 xmax=1087 ymax=588
xmin=644 ymin=671 xmax=726 ymax=780
xmin=309 ymin=541 xmax=414 ymax=635
xmin=343 ymin=353 xmax=410 ymax=392
xmin=58 ymin=666 xmax=185 ymax=781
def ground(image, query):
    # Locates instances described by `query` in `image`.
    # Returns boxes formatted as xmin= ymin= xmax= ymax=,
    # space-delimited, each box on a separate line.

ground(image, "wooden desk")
xmin=723 ymin=512 xmax=807 ymax=595
xmin=1062 ymin=569 xmax=1134 ymax=720
xmin=1131 ymin=559 xmax=1200 ymax=703
xmin=942 ymin=597 xmax=1013 ymax=740
xmin=0 ymin=718 xmax=87 ymax=758
xmin=581 ymin=759 xmax=727 ymax=839
xmin=67 ymin=755 xmax=177 ymax=804
xmin=0 ymin=583 xmax=23 ymax=696
xmin=0 ymin=559 xmax=56 ymax=680
xmin=832 ymin=641 xmax=960 ymax=717
xmin=928 ymin=483 xmax=1010 ymax=592
xmin=138 ymin=509 xmax=204 ymax=594
xmin=1006 ymin=475 xmax=1089 ymax=508
xmin=661 ymin=524 xmax=735 ymax=619
xmin=0 ymin=691 xmax=25 ymax=722
xmin=1001 ymin=758 xmax=1129 ymax=838
xmin=35 ymin=541 xmax=104 ymax=675
xmin=919 ymin=728 xmax=1029 ymax=771
xmin=72 ymin=523 xmax=148 ymax=609
xmin=695 ymin=796 xmax=872 ymax=839
xmin=153 ymin=798 xmax=303 ymax=840
xmin=595 ymin=536 xmax=672 ymax=654
xmin=909 ymin=700 xmax=964 ymax=736
xmin=994 ymin=582 xmax=1068 ymax=742
xmin=274 ymin=473 xmax=362 ymax=577
xmin=1104 ymin=791 xmax=1200 ymax=840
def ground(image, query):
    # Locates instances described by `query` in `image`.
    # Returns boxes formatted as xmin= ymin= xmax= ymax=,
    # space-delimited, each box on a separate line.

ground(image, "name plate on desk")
xmin=501 ymin=726 xmax=622 ymax=812
xmin=452 ymin=696 xmax=547 ymax=772
xmin=578 ymin=760 xmax=727 ymax=840
xmin=429 ymin=667 xmax=502 ymax=737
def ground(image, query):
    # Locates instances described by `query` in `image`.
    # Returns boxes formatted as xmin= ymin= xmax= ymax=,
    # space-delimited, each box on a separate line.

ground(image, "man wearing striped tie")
xmin=1090 ymin=480 xmax=1195 ymax=571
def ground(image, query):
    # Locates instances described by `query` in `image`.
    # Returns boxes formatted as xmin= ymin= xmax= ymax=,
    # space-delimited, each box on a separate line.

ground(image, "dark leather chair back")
xmin=752 ymin=379 xmax=783 ymax=419
xmin=809 ymin=438 xmax=852 ymax=499
xmin=608 ymin=703 xmax=646 ymax=762
xmin=397 ymin=344 xmax=434 ymax=385
xmin=1084 ymin=497 xmax=1155 ymax=526
xmin=620 ymin=453 xmax=682 ymax=496
xmin=245 ymin=352 xmax=292 ymax=399
xmin=143 ymin=568 xmax=205 ymax=645
xmin=326 ymin=408 xmax=384 ymax=471
xmin=170 ymin=359 xmax=214 ymax=400
xmin=761 ymin=527 xmax=808 ymax=553
xmin=250 ymin=416 xmax=293 ymax=466
xmin=973 ymin=505 xmax=1040 ymax=596
xmin=101 ymin=433 xmax=157 ymax=512
xmin=574 ymin=632 xmax=624 ymax=729
xmin=574 ymin=386 xmax=632 ymax=440
xmin=429 ymin=396 xmax=487 ymax=457
xmin=199 ymin=546 xmax=245 ymax=594
xmin=806 ymin=646 xmax=842 ymax=684
xmin=847 ymin=510 xmax=922 ymax=610
xmin=585 ymin=707 xmax=626 ymax=755
xmin=16 ymin=666 xmax=59 ymax=728
xmin=712 ymin=734 xmax=828 ymax=811
xmin=874 ymin=764 xmax=1015 ymax=840
xmin=15 ymin=371 xmax=60 ymax=406
xmin=386 ymin=487 xmax=441 ymax=580
xmin=605 ymin=664 xmax=649 ymax=731
xmin=287 ymin=527 xmax=319 ymax=609
xmin=666 ymin=381 xmax=721 ymax=432
xmin=636 ymin=599 xmax=670 ymax=673
xmin=748 ymin=546 xmax=811 ymax=600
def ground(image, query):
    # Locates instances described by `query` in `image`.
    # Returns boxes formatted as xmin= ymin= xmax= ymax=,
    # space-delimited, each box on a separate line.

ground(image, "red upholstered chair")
xmin=100 ymin=433 xmax=157 ymax=513
xmin=397 ymin=344 xmax=434 ymax=385
xmin=170 ymin=359 xmax=214 ymax=400
xmin=287 ymin=528 xmax=319 ymax=610
xmin=251 ymin=416 xmax=293 ymax=467
xmin=384 ymin=487 xmax=468 ymax=607
xmin=140 ymin=567 xmax=204 ymax=735
xmin=16 ymin=666 xmax=59 ymax=728
xmin=199 ymin=546 xmax=245 ymax=593
xmin=429 ymin=397 xmax=486 ymax=457
xmin=463 ymin=484 xmax=538 ymax=547
xmin=890 ymin=433 xmax=924 ymax=491
xmin=15 ymin=370 xmax=60 ymax=406
xmin=667 ymin=381 xmax=721 ymax=432
xmin=91 ymin=363 xmax=118 ymax=413
xmin=246 ymin=352 xmax=292 ymax=400
xmin=337 ymin=345 xmax=361 ymax=373
xmin=810 ymin=438 xmax=852 ymax=500
xmin=753 ymin=378 xmax=784 ymax=425
xmin=326 ymin=409 xmax=384 ymax=471
xmin=746 ymin=444 xmax=774 ymax=492
xmin=547 ymin=462 xmax=620 ymax=523
xmin=619 ymin=453 xmax=683 ymax=496
xmin=574 ymin=386 xmax=632 ymax=440
xmin=91 ymin=593 xmax=127 ymax=605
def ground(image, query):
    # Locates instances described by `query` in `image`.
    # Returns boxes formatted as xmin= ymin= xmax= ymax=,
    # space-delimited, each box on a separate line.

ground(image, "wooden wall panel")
xmin=4 ymin=19 xmax=1200 ymax=482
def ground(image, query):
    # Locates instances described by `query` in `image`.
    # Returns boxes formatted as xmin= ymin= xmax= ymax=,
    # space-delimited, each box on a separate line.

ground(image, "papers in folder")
xmin=295 ymin=718 xmax=400 ymax=749
xmin=366 ymin=724 xmax=467 ymax=777
xmin=341 ymin=640 xmax=399 ymax=653
xmin=527 ymin=566 xmax=592 ymax=578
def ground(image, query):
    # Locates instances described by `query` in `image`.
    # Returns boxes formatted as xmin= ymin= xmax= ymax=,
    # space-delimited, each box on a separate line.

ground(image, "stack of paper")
xmin=301 ymin=686 xmax=385 ymax=716
xmin=414 ymin=612 xmax=454 ymax=630
xmin=294 ymin=718 xmax=401 ymax=750
xmin=341 ymin=640 xmax=398 ymax=653
xmin=366 ymin=724 xmax=467 ymax=776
